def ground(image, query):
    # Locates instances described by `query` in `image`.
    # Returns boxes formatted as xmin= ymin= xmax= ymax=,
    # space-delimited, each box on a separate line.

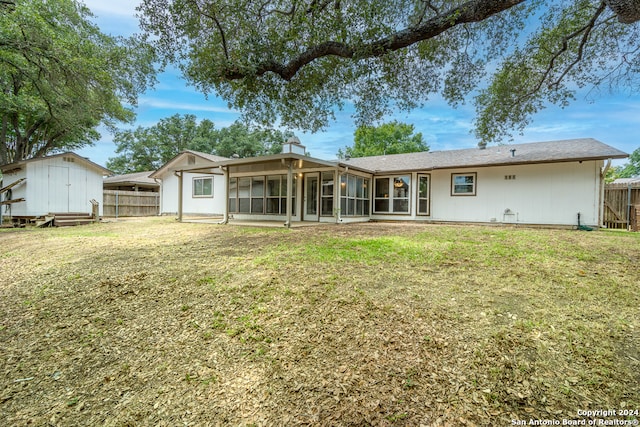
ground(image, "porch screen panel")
xmin=280 ymin=175 xmax=297 ymax=215
xmin=238 ymin=177 xmax=251 ymax=213
xmin=266 ymin=175 xmax=281 ymax=214
xmin=228 ymin=177 xmax=237 ymax=212
xmin=251 ymin=177 xmax=265 ymax=213
xmin=340 ymin=174 xmax=370 ymax=217
xmin=321 ymin=172 xmax=334 ymax=216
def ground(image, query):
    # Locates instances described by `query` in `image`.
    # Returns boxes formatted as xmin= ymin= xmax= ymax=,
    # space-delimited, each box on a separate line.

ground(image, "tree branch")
xmin=549 ymin=2 xmax=607 ymax=89
xmin=186 ymin=0 xmax=229 ymax=61
xmin=222 ymin=0 xmax=525 ymax=81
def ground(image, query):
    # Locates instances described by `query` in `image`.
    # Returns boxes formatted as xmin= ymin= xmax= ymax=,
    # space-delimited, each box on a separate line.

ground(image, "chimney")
xmin=510 ymin=149 xmax=516 ymax=157
xmin=282 ymin=136 xmax=306 ymax=155
xmin=478 ymin=141 xmax=487 ymax=150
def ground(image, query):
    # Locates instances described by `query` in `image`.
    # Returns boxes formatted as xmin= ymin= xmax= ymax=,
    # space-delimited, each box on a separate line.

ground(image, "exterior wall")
xmin=2 ymin=156 xmax=104 ymax=217
xmin=370 ymin=160 xmax=602 ymax=227
xmin=1 ymin=168 xmax=27 ymax=217
xmin=157 ymin=156 xmax=225 ymax=216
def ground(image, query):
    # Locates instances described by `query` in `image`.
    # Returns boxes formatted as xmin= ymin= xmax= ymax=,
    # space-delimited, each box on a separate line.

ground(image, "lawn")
xmin=1 ymin=217 xmax=638 ymax=426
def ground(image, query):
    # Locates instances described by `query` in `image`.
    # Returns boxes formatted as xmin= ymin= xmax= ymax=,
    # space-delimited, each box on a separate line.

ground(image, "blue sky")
xmin=77 ymin=0 xmax=638 ymax=168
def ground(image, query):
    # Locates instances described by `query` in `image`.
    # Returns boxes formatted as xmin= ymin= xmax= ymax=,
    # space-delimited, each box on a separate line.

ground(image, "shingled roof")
xmin=104 ymin=171 xmax=157 ymax=186
xmin=341 ymin=138 xmax=628 ymax=173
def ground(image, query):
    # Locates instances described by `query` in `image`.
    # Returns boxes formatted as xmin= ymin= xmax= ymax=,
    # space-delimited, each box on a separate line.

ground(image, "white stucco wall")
xmin=430 ymin=161 xmax=601 ymax=226
xmin=370 ymin=160 xmax=602 ymax=226
xmin=157 ymin=156 xmax=225 ymax=216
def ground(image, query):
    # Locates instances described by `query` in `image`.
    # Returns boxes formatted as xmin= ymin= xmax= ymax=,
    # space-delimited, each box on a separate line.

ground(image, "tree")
xmin=0 ymin=0 xmax=155 ymax=165
xmin=106 ymin=116 xmax=291 ymax=174
xmin=611 ymin=147 xmax=640 ymax=179
xmin=106 ymin=114 xmax=218 ymax=173
xmin=213 ymin=122 xmax=291 ymax=158
xmin=337 ymin=121 xmax=429 ymax=159
xmin=138 ymin=0 xmax=640 ymax=142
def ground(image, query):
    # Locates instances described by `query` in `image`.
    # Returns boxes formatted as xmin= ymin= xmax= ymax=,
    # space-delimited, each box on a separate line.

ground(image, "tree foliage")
xmin=0 ymin=0 xmax=155 ymax=165
xmin=337 ymin=121 xmax=429 ymax=159
xmin=611 ymin=147 xmax=640 ymax=179
xmin=137 ymin=0 xmax=640 ymax=142
xmin=106 ymin=115 xmax=291 ymax=174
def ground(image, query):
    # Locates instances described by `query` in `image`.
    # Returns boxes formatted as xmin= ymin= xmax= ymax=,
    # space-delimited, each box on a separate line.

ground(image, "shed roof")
xmin=103 ymin=171 xmax=158 ymax=187
xmin=0 ymin=152 xmax=111 ymax=175
xmin=341 ymin=138 xmax=628 ymax=173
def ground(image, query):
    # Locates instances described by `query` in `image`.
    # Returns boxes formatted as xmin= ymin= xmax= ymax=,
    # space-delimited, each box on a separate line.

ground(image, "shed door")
xmin=48 ymin=166 xmax=70 ymax=213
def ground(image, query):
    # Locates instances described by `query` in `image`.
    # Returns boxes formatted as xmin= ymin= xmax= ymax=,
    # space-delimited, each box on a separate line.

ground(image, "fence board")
xmin=604 ymin=183 xmax=640 ymax=230
xmin=103 ymin=190 xmax=159 ymax=217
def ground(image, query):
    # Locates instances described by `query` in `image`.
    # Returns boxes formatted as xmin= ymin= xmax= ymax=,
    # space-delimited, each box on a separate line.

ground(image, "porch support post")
xmin=285 ymin=161 xmax=293 ymax=228
xmin=177 ymin=171 xmax=183 ymax=222
xmin=335 ymin=168 xmax=342 ymax=223
xmin=221 ymin=167 xmax=229 ymax=224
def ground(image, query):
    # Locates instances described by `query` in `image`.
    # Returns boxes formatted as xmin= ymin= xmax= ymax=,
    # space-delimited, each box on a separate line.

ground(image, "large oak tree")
xmin=138 ymin=0 xmax=640 ymax=143
xmin=0 ymin=0 xmax=155 ymax=165
xmin=107 ymin=115 xmax=292 ymax=174
xmin=337 ymin=121 xmax=429 ymax=159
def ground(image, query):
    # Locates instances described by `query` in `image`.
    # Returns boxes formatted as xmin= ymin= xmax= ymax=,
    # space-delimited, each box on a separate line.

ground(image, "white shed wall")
xmin=2 ymin=156 xmax=104 ymax=217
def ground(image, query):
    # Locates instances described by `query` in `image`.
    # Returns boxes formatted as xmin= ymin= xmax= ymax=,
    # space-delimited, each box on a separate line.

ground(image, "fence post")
xmin=115 ymin=191 xmax=119 ymax=219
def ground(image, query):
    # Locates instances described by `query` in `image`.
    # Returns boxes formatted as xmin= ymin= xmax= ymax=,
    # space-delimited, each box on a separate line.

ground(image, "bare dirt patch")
xmin=1 ymin=218 xmax=638 ymax=426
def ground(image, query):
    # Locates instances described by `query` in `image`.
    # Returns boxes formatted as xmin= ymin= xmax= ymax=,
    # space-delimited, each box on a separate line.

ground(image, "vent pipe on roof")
xmin=510 ymin=149 xmax=516 ymax=157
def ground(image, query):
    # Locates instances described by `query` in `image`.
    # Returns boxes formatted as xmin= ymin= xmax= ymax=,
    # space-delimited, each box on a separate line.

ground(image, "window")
xmin=417 ymin=174 xmax=430 ymax=215
xmin=374 ymin=176 xmax=410 ymax=213
xmin=321 ymin=172 xmax=334 ymax=216
xmin=229 ymin=175 xmax=296 ymax=215
xmin=193 ymin=177 xmax=213 ymax=197
xmin=237 ymin=177 xmax=251 ymax=212
xmin=340 ymin=174 xmax=370 ymax=216
xmin=251 ymin=177 xmax=265 ymax=213
xmin=451 ymin=173 xmax=477 ymax=196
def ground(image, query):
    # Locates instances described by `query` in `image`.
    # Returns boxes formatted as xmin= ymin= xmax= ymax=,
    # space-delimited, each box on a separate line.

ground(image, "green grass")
xmin=0 ymin=219 xmax=638 ymax=426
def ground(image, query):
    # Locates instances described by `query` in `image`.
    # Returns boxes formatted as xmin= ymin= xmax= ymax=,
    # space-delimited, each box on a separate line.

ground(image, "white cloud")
xmin=138 ymin=97 xmax=240 ymax=115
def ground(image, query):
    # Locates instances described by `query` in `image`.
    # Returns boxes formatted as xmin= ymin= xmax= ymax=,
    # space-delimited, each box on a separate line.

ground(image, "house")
xmin=103 ymin=171 xmax=159 ymax=192
xmin=0 ymin=152 xmax=111 ymax=220
xmin=149 ymin=150 xmax=229 ymax=216
xmin=175 ymin=138 xmax=627 ymax=228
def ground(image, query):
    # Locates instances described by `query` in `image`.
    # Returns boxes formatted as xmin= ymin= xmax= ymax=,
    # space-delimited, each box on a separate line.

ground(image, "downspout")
xmin=285 ymin=161 xmax=293 ymax=228
xmin=600 ymin=159 xmax=611 ymax=228
xmin=174 ymin=170 xmax=183 ymax=222
xmin=220 ymin=166 xmax=229 ymax=224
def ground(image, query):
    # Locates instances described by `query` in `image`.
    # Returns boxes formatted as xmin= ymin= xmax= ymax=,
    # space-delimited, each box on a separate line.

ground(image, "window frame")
xmin=451 ymin=172 xmax=477 ymax=196
xmin=340 ymin=173 xmax=370 ymax=217
xmin=417 ymin=173 xmax=430 ymax=216
xmin=228 ymin=175 xmax=296 ymax=215
xmin=373 ymin=175 xmax=411 ymax=214
xmin=192 ymin=176 xmax=214 ymax=198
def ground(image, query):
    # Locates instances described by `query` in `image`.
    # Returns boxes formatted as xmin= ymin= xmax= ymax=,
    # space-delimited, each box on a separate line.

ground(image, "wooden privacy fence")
xmin=603 ymin=182 xmax=640 ymax=230
xmin=103 ymin=190 xmax=159 ymax=217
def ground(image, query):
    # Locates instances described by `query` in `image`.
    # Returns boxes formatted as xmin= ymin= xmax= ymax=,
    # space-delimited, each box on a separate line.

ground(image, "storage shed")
xmin=0 ymin=152 xmax=111 ymax=220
